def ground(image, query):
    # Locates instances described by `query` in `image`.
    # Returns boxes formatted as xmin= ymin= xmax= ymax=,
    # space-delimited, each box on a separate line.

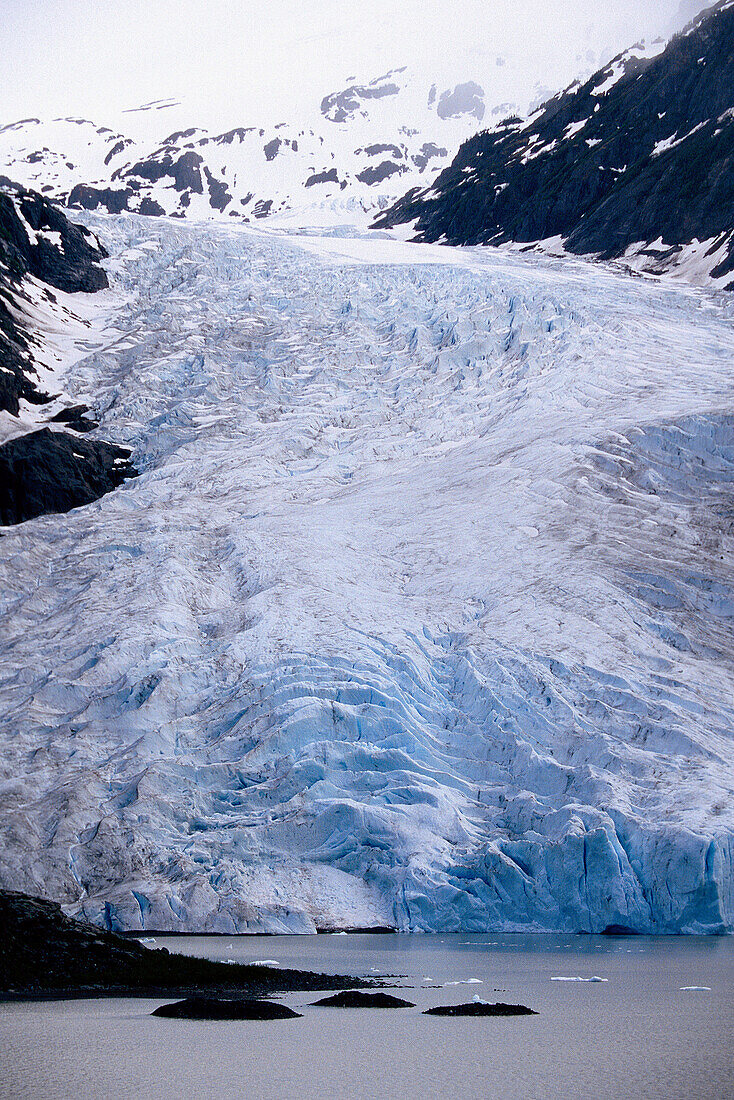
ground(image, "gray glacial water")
xmin=1 ymin=933 xmax=731 ymax=1100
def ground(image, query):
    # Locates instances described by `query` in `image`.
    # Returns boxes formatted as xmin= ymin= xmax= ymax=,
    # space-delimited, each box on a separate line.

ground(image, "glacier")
xmin=1 ymin=215 xmax=733 ymax=934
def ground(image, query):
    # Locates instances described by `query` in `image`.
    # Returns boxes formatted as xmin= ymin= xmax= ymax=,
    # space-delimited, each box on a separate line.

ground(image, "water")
xmin=1 ymin=934 xmax=732 ymax=1100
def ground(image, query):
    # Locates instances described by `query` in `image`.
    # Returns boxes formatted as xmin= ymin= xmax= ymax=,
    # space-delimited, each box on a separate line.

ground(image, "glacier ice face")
xmin=0 ymin=217 xmax=733 ymax=933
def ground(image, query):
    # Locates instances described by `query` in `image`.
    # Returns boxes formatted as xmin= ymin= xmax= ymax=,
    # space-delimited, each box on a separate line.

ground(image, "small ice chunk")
xmin=679 ymin=986 xmax=711 ymax=991
xmin=551 ymin=976 xmax=608 ymax=982
xmin=251 ymin=959 xmax=280 ymax=966
xmin=445 ymin=978 xmax=483 ymax=986
xmin=472 ymin=994 xmax=490 ymax=1005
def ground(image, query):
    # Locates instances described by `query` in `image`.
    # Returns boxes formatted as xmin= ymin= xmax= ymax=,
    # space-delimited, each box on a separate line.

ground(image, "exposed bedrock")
xmin=0 ymin=177 xmax=108 ymax=294
xmin=0 ymin=178 xmax=109 ymax=416
xmin=0 ymin=428 xmax=136 ymax=525
xmin=67 ymin=184 xmax=132 ymax=215
xmin=0 ymin=890 xmax=365 ymax=996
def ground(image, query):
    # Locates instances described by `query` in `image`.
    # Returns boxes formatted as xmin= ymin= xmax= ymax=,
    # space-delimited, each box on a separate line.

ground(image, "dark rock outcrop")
xmin=305 ymin=168 xmax=340 ymax=188
xmin=48 ymin=404 xmax=98 ymax=432
xmin=203 ymin=168 xmax=231 ymax=211
xmin=120 ymin=149 xmax=204 ymax=194
xmin=356 ymin=161 xmax=407 ymax=186
xmin=311 ymin=991 xmax=415 ymax=1008
xmin=152 ymin=997 xmax=302 ymax=1020
xmin=0 ymin=181 xmax=136 ymax=523
xmin=139 ymin=197 xmax=166 ymax=217
xmin=0 ymin=177 xmax=108 ymax=293
xmin=411 ymin=142 xmax=448 ymax=170
xmin=363 ymin=143 xmax=404 ymax=159
xmin=321 ymin=71 xmax=403 ymax=124
xmin=0 ymin=428 xmax=136 ymax=525
xmin=263 ymin=138 xmax=282 ymax=161
xmin=436 ymin=82 xmax=485 ymax=121
xmin=67 ymin=184 xmax=131 ymax=214
xmin=424 ymin=1002 xmax=538 ymax=1016
xmin=375 ymin=1 xmax=734 ymax=285
xmin=0 ymin=179 xmax=109 ymax=416
xmin=0 ymin=890 xmax=368 ymax=999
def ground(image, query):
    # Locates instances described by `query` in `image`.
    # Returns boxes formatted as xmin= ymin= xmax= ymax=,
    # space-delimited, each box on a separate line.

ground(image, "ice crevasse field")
xmin=1 ymin=215 xmax=733 ymax=936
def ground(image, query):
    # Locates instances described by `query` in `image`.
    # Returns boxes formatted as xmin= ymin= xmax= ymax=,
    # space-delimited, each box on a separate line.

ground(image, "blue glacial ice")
xmin=0 ymin=219 xmax=733 ymax=933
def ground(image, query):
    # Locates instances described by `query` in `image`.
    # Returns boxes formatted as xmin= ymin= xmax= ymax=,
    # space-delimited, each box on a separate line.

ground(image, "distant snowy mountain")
xmin=376 ymin=1 xmax=734 ymax=287
xmin=0 ymin=59 xmax=610 ymax=226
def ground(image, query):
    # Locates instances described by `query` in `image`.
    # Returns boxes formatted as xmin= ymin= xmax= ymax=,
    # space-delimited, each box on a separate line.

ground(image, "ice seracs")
xmin=0 ymin=215 xmax=732 ymax=934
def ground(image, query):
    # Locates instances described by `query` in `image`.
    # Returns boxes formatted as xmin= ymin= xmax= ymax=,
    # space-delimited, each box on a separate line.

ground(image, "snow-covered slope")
xmin=377 ymin=1 xmax=734 ymax=288
xmin=0 ymin=213 xmax=732 ymax=933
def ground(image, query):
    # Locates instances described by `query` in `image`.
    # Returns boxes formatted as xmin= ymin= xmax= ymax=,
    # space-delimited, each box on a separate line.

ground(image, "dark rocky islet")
xmin=310 ymin=991 xmax=416 ymax=1008
xmin=152 ymin=997 xmax=302 ymax=1020
xmin=424 ymin=1002 xmax=538 ymax=1017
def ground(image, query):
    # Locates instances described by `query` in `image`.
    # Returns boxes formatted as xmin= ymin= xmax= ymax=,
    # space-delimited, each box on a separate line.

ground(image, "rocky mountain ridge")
xmin=376 ymin=1 xmax=734 ymax=288
xmin=0 ymin=180 xmax=135 ymax=524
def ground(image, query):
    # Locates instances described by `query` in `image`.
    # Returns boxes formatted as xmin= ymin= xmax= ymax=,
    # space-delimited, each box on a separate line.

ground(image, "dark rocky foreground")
xmin=311 ymin=991 xmax=415 ymax=1008
xmin=375 ymin=0 xmax=734 ymax=284
xmin=152 ymin=997 xmax=302 ymax=1020
xmin=424 ymin=1002 xmax=537 ymax=1017
xmin=0 ymin=891 xmax=367 ymax=1000
xmin=0 ymin=428 xmax=136 ymax=525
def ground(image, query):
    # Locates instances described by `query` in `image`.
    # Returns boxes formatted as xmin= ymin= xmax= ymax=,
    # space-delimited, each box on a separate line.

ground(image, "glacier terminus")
xmin=1 ymin=216 xmax=733 ymax=935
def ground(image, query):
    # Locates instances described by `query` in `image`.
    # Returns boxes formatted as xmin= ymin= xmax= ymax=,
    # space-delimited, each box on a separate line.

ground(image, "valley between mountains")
xmin=1 ymin=215 xmax=733 ymax=934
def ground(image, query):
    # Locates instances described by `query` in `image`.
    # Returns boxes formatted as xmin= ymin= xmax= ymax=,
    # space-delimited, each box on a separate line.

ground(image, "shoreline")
xmin=0 ymin=891 xmax=375 ymax=1004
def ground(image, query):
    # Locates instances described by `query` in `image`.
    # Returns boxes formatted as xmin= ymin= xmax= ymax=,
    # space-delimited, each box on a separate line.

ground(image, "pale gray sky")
xmin=0 ymin=0 xmax=715 ymax=130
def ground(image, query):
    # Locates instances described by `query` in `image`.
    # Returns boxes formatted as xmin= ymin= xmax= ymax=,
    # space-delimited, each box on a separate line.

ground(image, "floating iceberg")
xmin=551 ymin=976 xmax=609 ymax=983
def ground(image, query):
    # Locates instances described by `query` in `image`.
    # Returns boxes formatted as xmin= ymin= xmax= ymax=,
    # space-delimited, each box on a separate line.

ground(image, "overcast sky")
xmin=1 ymin=1 xmax=715 ymax=130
